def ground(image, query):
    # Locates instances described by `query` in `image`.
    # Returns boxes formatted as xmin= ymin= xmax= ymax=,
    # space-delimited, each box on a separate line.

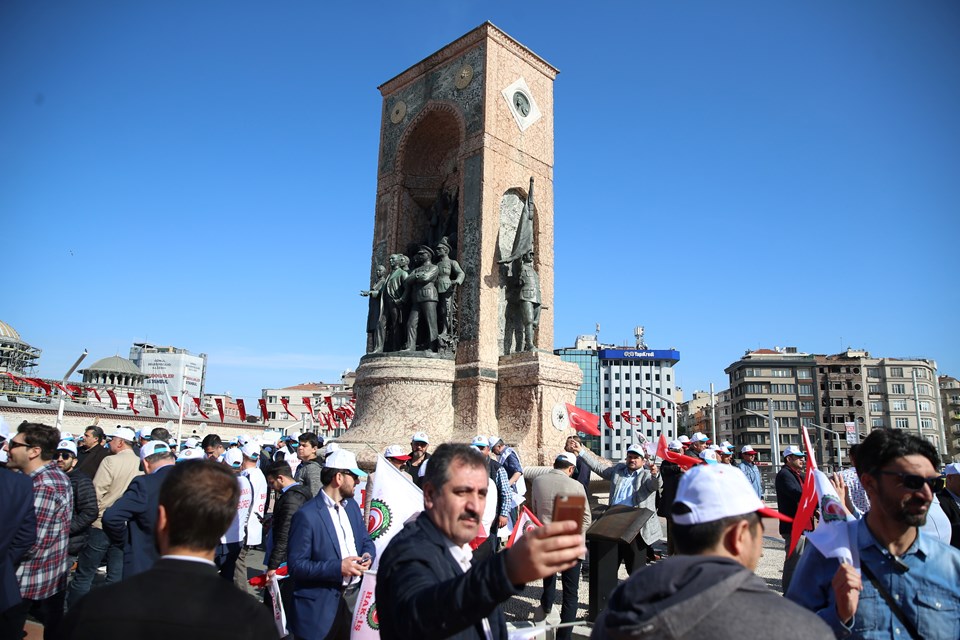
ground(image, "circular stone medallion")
xmin=390 ymin=100 xmax=407 ymax=124
xmin=455 ymin=64 xmax=474 ymax=89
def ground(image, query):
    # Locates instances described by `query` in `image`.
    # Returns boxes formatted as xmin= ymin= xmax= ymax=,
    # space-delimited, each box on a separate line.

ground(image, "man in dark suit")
xmin=287 ymin=449 xmax=375 ymax=640
xmin=0 ymin=467 xmax=37 ymax=638
xmin=263 ymin=461 xmax=311 ymax=617
xmin=58 ymin=460 xmax=276 ymax=640
xmin=102 ymin=441 xmax=176 ymax=578
xmin=376 ymin=444 xmax=586 ymax=640
xmin=937 ymin=462 xmax=960 ymax=549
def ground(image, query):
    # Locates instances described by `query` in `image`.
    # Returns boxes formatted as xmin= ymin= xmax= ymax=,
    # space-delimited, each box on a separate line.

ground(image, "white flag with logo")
xmin=350 ymin=571 xmax=379 ymax=640
xmin=366 ymin=455 xmax=422 ymax=570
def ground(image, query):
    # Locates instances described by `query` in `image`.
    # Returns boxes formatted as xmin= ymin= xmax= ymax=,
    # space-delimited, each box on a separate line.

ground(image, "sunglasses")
xmin=57 ymin=452 xmax=75 ymax=461
xmin=7 ymin=441 xmax=30 ymax=450
xmin=875 ymin=470 xmax=941 ymax=492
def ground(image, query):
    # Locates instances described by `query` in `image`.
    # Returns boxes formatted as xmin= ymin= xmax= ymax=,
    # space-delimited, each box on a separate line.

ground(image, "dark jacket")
xmin=0 ymin=469 xmax=37 ymax=612
xmin=572 ymin=455 xmax=592 ymax=494
xmin=75 ymin=443 xmax=112 ymax=479
xmin=102 ymin=464 xmax=175 ymax=579
xmin=294 ymin=458 xmax=323 ymax=498
xmin=67 ymin=469 xmax=98 ymax=556
xmin=266 ymin=482 xmax=311 ymax=570
xmin=57 ymin=558 xmax=277 ymax=640
xmin=775 ymin=465 xmax=804 ymax=538
xmin=592 ymin=555 xmax=832 ymax=640
xmin=657 ymin=461 xmax=683 ymax=518
xmin=936 ymin=489 xmax=960 ymax=549
xmin=403 ymin=452 xmax=431 ymax=488
xmin=377 ymin=512 xmax=522 ymax=640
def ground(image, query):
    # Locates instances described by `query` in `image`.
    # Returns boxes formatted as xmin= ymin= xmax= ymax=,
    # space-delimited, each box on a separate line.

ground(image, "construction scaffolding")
xmin=0 ymin=334 xmax=43 ymax=399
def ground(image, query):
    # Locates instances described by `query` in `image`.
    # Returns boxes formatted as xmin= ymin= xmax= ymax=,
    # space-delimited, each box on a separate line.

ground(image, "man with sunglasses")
xmin=287 ymin=449 xmax=375 ymax=640
xmin=55 ymin=440 xmax=98 ymax=566
xmin=787 ymin=428 xmax=960 ymax=639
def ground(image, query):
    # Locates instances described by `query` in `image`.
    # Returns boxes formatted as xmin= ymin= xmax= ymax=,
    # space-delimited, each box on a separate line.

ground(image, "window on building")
xmin=870 ymin=418 xmax=883 ymax=428
xmin=744 ymin=368 xmax=762 ymax=377
xmin=666 ymin=374 xmax=671 ymax=381
xmin=895 ymin=417 xmax=909 ymax=429
xmin=917 ymin=383 xmax=931 ymax=396
xmin=921 ymin=418 xmax=933 ymax=430
xmin=604 ymin=401 xmax=609 ymax=408
xmin=771 ymin=368 xmax=791 ymax=378
xmin=269 ymin=411 xmax=277 ymax=419
xmin=919 ymin=401 xmax=931 ymax=412
xmin=614 ymin=387 xmax=620 ymax=394
xmin=645 ymin=373 xmax=651 ymax=380
xmin=604 ymin=387 xmax=609 ymax=394
xmin=834 ymin=399 xmax=844 ymax=407
xmin=892 ymin=399 xmax=908 ymax=411
xmin=797 ymin=369 xmax=812 ymax=379
xmin=655 ymin=374 xmax=661 ymax=381
xmin=267 ymin=396 xmax=277 ymax=403
xmin=614 ymin=373 xmax=620 ymax=380
xmin=891 ymin=384 xmax=906 ymax=394
xmin=634 ymin=387 xmax=641 ymax=395
xmin=604 ymin=373 xmax=609 ymax=380
xmin=800 ymin=401 xmax=815 ymax=411
xmin=625 ymin=401 xmax=631 ymax=408
xmin=889 ymin=367 xmax=903 ymax=377
xmin=799 ymin=384 xmax=813 ymax=395
xmin=614 ymin=401 xmax=620 ymax=408
xmin=771 ymin=384 xmax=796 ymax=394
xmin=870 ymin=401 xmax=883 ymax=412
xmin=868 ymin=384 xmax=881 ymax=393
xmin=913 ymin=368 xmax=927 ymax=379
xmin=623 ymin=373 xmax=630 ymax=380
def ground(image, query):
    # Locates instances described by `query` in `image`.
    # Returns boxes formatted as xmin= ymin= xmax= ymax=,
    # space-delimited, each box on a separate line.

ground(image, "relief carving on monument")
xmin=498 ymin=177 xmax=541 ymax=355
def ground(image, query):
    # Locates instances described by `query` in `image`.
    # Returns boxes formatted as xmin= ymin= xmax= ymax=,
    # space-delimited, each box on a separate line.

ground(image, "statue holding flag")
xmin=500 ymin=177 xmax=541 ymax=353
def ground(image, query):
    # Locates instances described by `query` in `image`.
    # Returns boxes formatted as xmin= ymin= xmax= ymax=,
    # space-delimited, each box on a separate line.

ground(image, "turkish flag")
xmin=106 ymin=389 xmax=118 ymax=409
xmin=236 ymin=399 xmax=247 ymax=422
xmin=127 ymin=392 xmax=140 ymax=415
xmin=302 ymin=397 xmax=314 ymax=417
xmin=215 ymin=398 xmax=225 ymax=422
xmin=193 ymin=396 xmax=209 ymax=419
xmin=660 ymin=407 xmax=666 ymax=417
xmin=280 ymin=398 xmax=297 ymax=419
xmin=640 ymin=409 xmax=654 ymax=423
xmin=24 ymin=377 xmax=52 ymax=395
xmin=602 ymin=412 xmax=614 ymax=429
xmin=172 ymin=395 xmax=179 ymax=408
xmin=53 ymin=382 xmax=71 ymax=396
xmin=566 ymin=403 xmax=601 ymax=436
xmin=620 ymin=411 xmax=634 ymax=425
xmin=4 ymin=372 xmax=24 ymax=386
xmin=85 ymin=387 xmax=101 ymax=402
xmin=258 ymin=398 xmax=269 ymax=422
xmin=150 ymin=394 xmax=160 ymax=417
xmin=789 ymin=426 xmax=820 ymax=556
xmin=324 ymin=395 xmax=336 ymax=416
xmin=655 ymin=434 xmax=703 ymax=471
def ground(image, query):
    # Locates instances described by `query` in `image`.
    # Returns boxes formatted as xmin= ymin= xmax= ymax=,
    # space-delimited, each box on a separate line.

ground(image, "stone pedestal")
xmin=497 ymin=351 xmax=582 ymax=466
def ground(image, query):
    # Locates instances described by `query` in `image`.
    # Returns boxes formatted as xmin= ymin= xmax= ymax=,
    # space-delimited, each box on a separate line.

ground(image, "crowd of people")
xmin=1 ymin=418 xmax=959 ymax=640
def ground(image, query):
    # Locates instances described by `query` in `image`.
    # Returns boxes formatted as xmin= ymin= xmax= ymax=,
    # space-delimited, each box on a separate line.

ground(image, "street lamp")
xmin=55 ymin=350 xmax=88 ymax=432
xmin=806 ymin=422 xmax=843 ymax=472
xmin=742 ymin=401 xmax=781 ymax=473
xmin=635 ymin=385 xmax=677 ymax=444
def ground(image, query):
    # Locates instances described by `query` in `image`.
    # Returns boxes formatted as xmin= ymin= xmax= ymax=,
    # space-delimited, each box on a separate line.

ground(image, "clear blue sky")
xmin=3 ymin=1 xmax=958 ymax=401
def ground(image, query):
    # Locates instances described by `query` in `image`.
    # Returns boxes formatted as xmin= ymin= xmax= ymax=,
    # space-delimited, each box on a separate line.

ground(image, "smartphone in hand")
xmin=552 ymin=494 xmax=586 ymax=526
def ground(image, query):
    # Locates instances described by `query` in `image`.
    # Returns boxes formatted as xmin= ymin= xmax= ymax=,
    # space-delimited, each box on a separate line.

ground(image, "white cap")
xmin=177 ymin=447 xmax=204 ymax=462
xmin=626 ymin=444 xmax=645 ymax=457
xmin=383 ymin=444 xmax=411 ymax=460
xmin=61 ymin=431 xmax=74 ymax=441
xmin=140 ymin=441 xmax=172 ymax=460
xmin=325 ymin=449 xmax=366 ymax=477
xmin=741 ymin=445 xmax=758 ymax=455
xmin=944 ymin=462 xmax=960 ymax=476
xmin=719 ymin=444 xmax=734 ymax=455
xmin=184 ymin=437 xmax=199 ymax=449
xmin=411 ymin=431 xmax=429 ymax=444
xmin=111 ymin=427 xmax=136 ymax=443
xmin=167 ymin=438 xmax=177 ymax=447
xmin=555 ymin=452 xmax=577 ymax=466
xmin=672 ymin=464 xmax=791 ymax=525
xmin=57 ymin=439 xmax=78 ymax=456
xmin=487 ymin=436 xmax=503 ymax=448
xmin=690 ymin=432 xmax=710 ymax=443
xmin=224 ymin=448 xmax=243 ymax=468
xmin=707 ymin=444 xmax=721 ymax=451
xmin=720 ymin=440 xmax=733 ymax=448
xmin=668 ymin=440 xmax=684 ymax=451
xmin=699 ymin=449 xmax=719 ymax=465
xmin=783 ymin=445 xmax=806 ymax=458
xmin=678 ymin=435 xmax=690 ymax=444
xmin=470 ymin=435 xmax=489 ymax=448
xmin=323 ymin=442 xmax=340 ymax=457
xmin=240 ymin=442 xmax=259 ymax=460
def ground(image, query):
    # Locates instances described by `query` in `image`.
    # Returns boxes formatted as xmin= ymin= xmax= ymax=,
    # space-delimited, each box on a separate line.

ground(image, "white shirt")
xmin=221 ymin=475 xmax=252 ymax=544
xmin=241 ymin=466 xmax=269 ymax=546
xmin=321 ymin=491 xmax=359 ymax=586
xmin=446 ymin=540 xmax=494 ymax=640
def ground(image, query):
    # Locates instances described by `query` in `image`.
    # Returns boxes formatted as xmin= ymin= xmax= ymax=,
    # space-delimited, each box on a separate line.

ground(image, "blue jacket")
xmin=0 ymin=469 xmax=36 ymax=612
xmin=739 ymin=462 xmax=763 ymax=499
xmin=287 ymin=493 xmax=375 ymax=640
xmin=102 ymin=463 xmax=175 ymax=579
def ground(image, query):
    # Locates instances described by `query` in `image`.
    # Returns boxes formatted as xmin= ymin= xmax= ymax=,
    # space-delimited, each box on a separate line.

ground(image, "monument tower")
xmin=348 ymin=23 xmax=581 ymax=466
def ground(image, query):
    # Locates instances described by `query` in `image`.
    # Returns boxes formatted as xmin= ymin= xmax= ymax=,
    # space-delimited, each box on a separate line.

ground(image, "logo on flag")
xmin=366 ymin=604 xmax=379 ymax=630
xmin=367 ymin=499 xmax=393 ymax=540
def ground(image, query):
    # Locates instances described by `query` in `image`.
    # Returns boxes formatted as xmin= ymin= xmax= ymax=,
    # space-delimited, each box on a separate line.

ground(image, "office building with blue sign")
xmin=556 ymin=332 xmax=680 ymax=459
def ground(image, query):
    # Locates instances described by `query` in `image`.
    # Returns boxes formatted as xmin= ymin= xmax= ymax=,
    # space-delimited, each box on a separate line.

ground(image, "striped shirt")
xmin=17 ymin=462 xmax=73 ymax=600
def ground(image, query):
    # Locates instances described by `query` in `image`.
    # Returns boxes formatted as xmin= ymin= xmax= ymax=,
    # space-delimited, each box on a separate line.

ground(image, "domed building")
xmin=79 ymin=355 xmax=146 ymax=389
xmin=0 ymin=320 xmax=41 ymax=396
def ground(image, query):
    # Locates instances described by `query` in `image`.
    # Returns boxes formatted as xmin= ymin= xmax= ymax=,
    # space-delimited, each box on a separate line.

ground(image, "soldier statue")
xmin=402 ymin=246 xmax=440 ymax=352
xmin=434 ymin=237 xmax=464 ymax=341
xmin=383 ymin=254 xmax=408 ymax=352
xmin=360 ymin=265 xmax=387 ymax=353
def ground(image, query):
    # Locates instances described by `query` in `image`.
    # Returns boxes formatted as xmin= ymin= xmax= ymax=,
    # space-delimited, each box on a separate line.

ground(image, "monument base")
xmin=496 ymin=350 xmax=582 ymax=466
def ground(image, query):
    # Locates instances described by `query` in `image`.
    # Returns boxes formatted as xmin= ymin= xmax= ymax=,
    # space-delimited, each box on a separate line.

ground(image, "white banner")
xmin=366 ymin=455 xmax=423 ymax=570
xmin=350 ymin=571 xmax=379 ymax=640
xmin=269 ymin=575 xmax=288 ymax=638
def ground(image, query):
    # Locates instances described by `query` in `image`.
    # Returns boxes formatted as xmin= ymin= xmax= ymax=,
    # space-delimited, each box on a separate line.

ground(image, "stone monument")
xmin=345 ymin=23 xmax=582 ymax=467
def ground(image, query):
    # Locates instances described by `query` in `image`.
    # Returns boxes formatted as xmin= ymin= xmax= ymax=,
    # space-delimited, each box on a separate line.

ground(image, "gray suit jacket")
xmin=580 ymin=449 xmax=662 ymax=545
xmin=529 ymin=469 xmax=591 ymax=557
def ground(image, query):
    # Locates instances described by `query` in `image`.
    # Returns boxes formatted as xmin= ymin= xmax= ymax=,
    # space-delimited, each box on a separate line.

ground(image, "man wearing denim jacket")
xmin=786 ymin=428 xmax=960 ymax=639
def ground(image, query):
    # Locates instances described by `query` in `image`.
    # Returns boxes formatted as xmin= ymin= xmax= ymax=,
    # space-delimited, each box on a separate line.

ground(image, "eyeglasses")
xmin=875 ymin=470 xmax=941 ymax=491
xmin=57 ymin=452 xmax=75 ymax=461
xmin=7 ymin=441 xmax=30 ymax=450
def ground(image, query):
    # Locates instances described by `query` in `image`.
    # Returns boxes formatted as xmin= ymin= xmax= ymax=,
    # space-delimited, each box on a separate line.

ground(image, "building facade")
xmin=938 ymin=375 xmax=960 ymax=462
xmin=129 ymin=342 xmax=207 ymax=400
xmin=555 ymin=335 xmax=601 ymax=449
xmin=261 ymin=382 xmax=350 ymax=435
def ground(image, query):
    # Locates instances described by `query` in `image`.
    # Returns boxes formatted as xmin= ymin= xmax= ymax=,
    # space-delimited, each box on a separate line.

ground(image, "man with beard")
xmin=287 ymin=449 xmax=374 ymax=640
xmin=403 ymin=431 xmax=431 ymax=488
xmin=74 ymin=426 xmax=111 ymax=479
xmin=55 ymin=440 xmax=98 ymax=564
xmin=787 ymin=428 xmax=960 ymax=639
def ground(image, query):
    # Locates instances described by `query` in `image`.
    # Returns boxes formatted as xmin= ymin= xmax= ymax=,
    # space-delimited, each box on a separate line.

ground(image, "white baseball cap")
xmin=626 ymin=444 xmax=645 ymax=457
xmin=383 ymin=444 xmax=411 ymax=461
xmin=741 ymin=445 xmax=758 ymax=455
xmin=673 ymin=464 xmax=791 ymax=525
xmin=783 ymin=445 xmax=806 ymax=458
xmin=668 ymin=440 xmax=684 ymax=451
xmin=487 ymin=436 xmax=503 ymax=448
xmin=140 ymin=441 xmax=171 ymax=460
xmin=411 ymin=431 xmax=430 ymax=444
xmin=690 ymin=432 xmax=710 ymax=443
xmin=699 ymin=449 xmax=719 ymax=465
xmin=184 ymin=437 xmax=199 ymax=449
xmin=555 ymin=452 xmax=577 ymax=466
xmin=224 ymin=448 xmax=243 ymax=468
xmin=678 ymin=435 xmax=690 ymax=444
xmin=719 ymin=444 xmax=734 ymax=455
xmin=57 ymin=439 xmax=78 ymax=456
xmin=111 ymin=427 xmax=136 ymax=443
xmin=325 ymin=450 xmax=367 ymax=477
xmin=177 ymin=447 xmax=204 ymax=462
xmin=323 ymin=442 xmax=340 ymax=457
xmin=240 ymin=442 xmax=259 ymax=460
xmin=61 ymin=431 xmax=75 ymax=441
xmin=470 ymin=435 xmax=489 ymax=448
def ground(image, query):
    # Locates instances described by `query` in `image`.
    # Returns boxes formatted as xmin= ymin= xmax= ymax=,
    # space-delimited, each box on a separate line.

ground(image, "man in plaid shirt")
xmin=4 ymin=422 xmax=73 ymax=637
